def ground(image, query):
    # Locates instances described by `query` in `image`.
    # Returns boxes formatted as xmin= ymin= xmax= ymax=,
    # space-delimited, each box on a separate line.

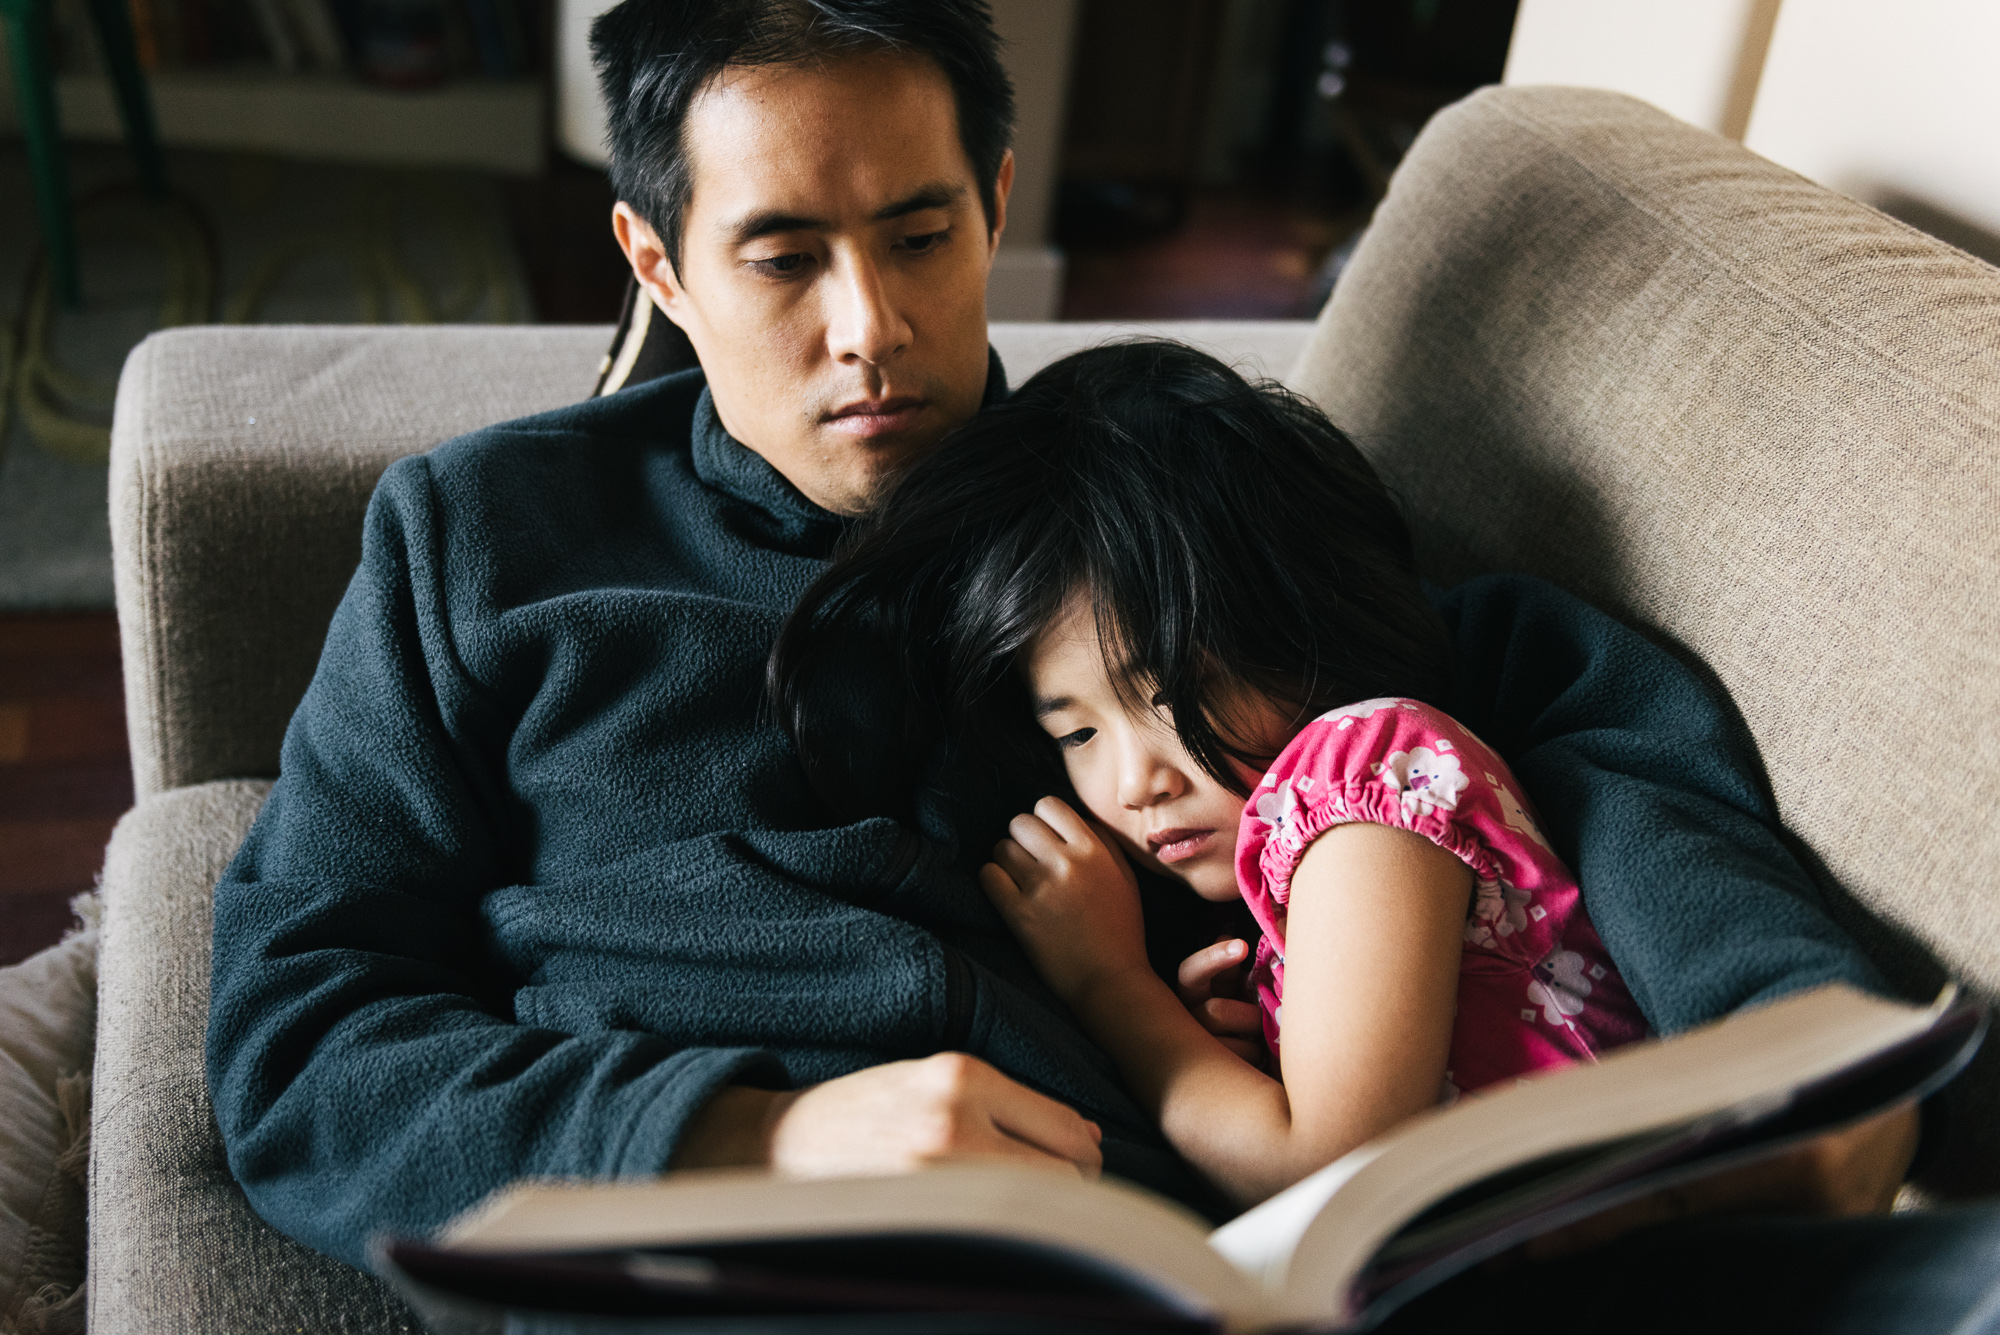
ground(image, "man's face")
xmin=614 ymin=50 xmax=1011 ymax=516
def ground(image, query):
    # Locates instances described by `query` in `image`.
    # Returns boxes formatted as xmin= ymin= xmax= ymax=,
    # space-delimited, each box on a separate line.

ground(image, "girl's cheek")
xmin=1063 ymin=760 xmax=1121 ymax=830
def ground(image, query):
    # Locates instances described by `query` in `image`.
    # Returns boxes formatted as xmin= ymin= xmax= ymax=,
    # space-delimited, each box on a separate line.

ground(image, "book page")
xmin=1268 ymin=984 xmax=1942 ymax=1323
xmin=1207 ymin=1144 xmax=1382 ymax=1292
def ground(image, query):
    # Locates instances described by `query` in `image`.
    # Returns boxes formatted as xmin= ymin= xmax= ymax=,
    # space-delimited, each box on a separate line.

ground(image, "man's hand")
xmin=1522 ymin=1101 xmax=1921 ymax=1260
xmin=671 ymin=1054 xmax=1105 ymax=1180
xmin=1176 ymin=936 xmax=1267 ymax=1067
xmin=978 ymin=797 xmax=1150 ymax=1003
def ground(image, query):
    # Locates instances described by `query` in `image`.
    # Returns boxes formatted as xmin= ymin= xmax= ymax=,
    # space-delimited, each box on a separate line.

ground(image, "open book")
xmin=380 ymin=984 xmax=1983 ymax=1333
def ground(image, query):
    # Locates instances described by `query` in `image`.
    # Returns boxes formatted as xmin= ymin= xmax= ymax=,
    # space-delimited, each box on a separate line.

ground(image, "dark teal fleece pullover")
xmin=206 ymin=360 xmax=1882 ymax=1271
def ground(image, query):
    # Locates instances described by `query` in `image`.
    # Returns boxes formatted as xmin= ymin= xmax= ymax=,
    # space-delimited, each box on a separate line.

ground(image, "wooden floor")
xmin=0 ymin=612 xmax=129 ymax=966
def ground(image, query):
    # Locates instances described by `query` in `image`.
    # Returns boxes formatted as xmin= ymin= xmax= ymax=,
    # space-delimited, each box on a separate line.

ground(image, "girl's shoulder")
xmin=1237 ymin=698 xmax=1559 ymax=907
xmin=1268 ymin=697 xmax=1501 ymax=794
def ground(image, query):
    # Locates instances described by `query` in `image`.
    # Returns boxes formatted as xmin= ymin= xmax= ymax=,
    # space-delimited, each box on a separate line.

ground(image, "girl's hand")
xmin=979 ymin=797 xmax=1149 ymax=1003
xmin=1176 ymin=937 xmax=1268 ymax=1068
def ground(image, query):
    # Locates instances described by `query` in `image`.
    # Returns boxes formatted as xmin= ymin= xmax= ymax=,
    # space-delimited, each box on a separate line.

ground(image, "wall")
xmin=1743 ymin=0 xmax=2000 ymax=250
xmin=1501 ymin=0 xmax=1781 ymax=139
xmin=1504 ymin=0 xmax=2000 ymax=264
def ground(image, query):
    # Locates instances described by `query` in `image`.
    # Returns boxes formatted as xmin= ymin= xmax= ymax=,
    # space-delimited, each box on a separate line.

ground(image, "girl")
xmin=769 ymin=341 xmax=1648 ymax=1207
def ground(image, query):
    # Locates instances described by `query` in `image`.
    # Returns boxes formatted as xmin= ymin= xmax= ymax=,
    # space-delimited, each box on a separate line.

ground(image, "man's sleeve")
xmin=1433 ymin=574 xmax=1887 ymax=1035
xmin=205 ymin=455 xmax=779 ymax=1271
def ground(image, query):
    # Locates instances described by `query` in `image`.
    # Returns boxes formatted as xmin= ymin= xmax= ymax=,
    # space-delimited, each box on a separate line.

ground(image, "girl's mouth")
xmin=1148 ymin=828 xmax=1215 ymax=864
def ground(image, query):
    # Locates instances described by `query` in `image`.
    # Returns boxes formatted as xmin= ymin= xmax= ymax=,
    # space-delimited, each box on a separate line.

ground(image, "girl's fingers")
xmin=1033 ymin=796 xmax=1093 ymax=845
xmin=977 ymin=862 xmax=1020 ymax=905
xmin=1219 ymin=1037 xmax=1268 ymax=1066
xmin=1005 ymin=812 xmax=1065 ymax=861
xmin=1199 ymin=997 xmax=1264 ymax=1040
xmin=989 ymin=839 xmax=1040 ymax=886
xmin=1176 ymin=937 xmax=1250 ymax=993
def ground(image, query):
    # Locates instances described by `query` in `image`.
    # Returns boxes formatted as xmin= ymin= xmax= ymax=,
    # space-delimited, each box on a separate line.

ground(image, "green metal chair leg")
xmin=0 ymin=0 xmax=82 ymax=306
xmin=82 ymin=0 xmax=165 ymax=196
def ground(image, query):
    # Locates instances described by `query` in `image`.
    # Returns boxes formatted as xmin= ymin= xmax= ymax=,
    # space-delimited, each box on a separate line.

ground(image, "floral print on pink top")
xmin=1235 ymin=698 xmax=1649 ymax=1098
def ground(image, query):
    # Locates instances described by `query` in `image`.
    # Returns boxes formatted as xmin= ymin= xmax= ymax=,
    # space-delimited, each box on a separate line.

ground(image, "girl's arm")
xmin=981 ymin=797 xmax=1470 ymax=1206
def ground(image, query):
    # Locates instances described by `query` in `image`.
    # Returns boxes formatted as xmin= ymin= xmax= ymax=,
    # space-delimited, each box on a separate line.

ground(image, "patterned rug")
xmin=0 ymin=141 xmax=532 ymax=608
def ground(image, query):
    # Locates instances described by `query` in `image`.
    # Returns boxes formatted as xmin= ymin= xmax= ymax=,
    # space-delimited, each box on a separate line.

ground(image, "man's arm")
xmin=1433 ymin=575 xmax=1912 ymax=1222
xmin=674 ymin=1058 xmax=1103 ymax=1174
xmin=207 ymin=457 xmax=1098 ymax=1270
xmin=1434 ymin=573 xmax=1888 ymax=1033
xmin=206 ymin=456 xmax=783 ymax=1267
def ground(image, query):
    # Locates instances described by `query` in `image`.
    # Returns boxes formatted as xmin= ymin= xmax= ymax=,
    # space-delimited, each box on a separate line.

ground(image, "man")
xmin=206 ymin=0 xmax=1944 ymax=1312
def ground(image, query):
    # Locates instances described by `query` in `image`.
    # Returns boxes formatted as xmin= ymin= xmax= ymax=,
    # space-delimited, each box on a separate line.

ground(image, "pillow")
xmin=0 ymin=897 xmax=97 ymax=1335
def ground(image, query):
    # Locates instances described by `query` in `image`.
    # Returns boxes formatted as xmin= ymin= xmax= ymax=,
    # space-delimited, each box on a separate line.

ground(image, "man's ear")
xmin=611 ymin=202 xmax=689 ymax=324
xmin=988 ymin=149 xmax=1015 ymax=253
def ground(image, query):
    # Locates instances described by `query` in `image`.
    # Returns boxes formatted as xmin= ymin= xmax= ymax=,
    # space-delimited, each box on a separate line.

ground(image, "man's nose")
xmin=825 ymin=252 xmax=912 ymax=369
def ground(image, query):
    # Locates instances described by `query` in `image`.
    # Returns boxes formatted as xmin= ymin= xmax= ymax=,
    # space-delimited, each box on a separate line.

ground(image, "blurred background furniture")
xmin=86 ymin=85 xmax=2000 ymax=1331
xmin=1 ymin=0 xmax=164 ymax=303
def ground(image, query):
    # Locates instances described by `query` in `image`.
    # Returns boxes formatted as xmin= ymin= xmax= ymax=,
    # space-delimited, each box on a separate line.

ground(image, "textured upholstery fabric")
xmin=90 ymin=780 xmax=419 ymax=1335
xmin=1291 ymin=84 xmax=2000 ymax=1189
xmin=109 ymin=326 xmax=618 ymax=803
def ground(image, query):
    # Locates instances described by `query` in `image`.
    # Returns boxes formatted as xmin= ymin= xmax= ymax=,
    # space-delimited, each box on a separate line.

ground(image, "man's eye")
xmin=900 ymin=230 xmax=948 ymax=253
xmin=751 ymin=253 xmax=810 ymax=276
xmin=1056 ymin=728 xmax=1095 ymax=751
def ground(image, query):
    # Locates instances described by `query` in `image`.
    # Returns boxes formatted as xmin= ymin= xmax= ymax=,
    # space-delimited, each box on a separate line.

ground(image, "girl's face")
xmin=1023 ymin=597 xmax=1291 ymax=903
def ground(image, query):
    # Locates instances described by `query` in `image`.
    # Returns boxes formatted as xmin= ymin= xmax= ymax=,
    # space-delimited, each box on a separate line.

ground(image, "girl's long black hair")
xmin=768 ymin=340 xmax=1451 ymax=822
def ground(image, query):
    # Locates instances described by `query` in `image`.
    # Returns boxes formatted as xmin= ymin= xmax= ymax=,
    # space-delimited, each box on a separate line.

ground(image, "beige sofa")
xmin=93 ymin=86 xmax=2000 ymax=1331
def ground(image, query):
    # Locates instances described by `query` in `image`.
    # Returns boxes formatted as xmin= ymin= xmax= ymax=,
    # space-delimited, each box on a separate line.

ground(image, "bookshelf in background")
xmin=0 ymin=0 xmax=548 ymax=173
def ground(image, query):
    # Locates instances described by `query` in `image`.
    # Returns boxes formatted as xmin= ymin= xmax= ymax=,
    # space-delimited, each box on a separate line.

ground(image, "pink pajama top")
xmin=1235 ymin=698 xmax=1649 ymax=1097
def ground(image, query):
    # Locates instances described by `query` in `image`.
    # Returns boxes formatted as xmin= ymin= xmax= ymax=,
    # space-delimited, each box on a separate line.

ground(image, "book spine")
xmin=127 ymin=0 xmax=160 ymax=69
xmin=180 ymin=0 xmax=213 ymax=66
xmin=324 ymin=0 xmax=366 ymax=68
xmin=283 ymin=0 xmax=348 ymax=69
xmin=247 ymin=0 xmax=299 ymax=70
xmin=152 ymin=0 xmax=185 ymax=66
xmin=460 ymin=0 xmax=513 ymax=77
xmin=54 ymin=0 xmax=106 ymax=74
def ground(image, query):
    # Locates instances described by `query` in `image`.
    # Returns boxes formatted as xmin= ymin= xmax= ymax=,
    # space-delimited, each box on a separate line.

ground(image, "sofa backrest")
xmin=1292 ymin=84 xmax=2000 ymax=1188
xmin=109 ymin=320 xmax=1309 ymax=804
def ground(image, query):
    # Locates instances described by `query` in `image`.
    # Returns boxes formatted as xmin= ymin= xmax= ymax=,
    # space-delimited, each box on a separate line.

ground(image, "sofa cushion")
xmin=1291 ymin=84 xmax=2000 ymax=1190
xmin=90 ymin=780 xmax=419 ymax=1335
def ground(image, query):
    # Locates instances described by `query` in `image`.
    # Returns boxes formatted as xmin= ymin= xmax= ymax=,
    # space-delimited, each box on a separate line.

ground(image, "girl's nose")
xmin=1117 ymin=739 xmax=1186 ymax=809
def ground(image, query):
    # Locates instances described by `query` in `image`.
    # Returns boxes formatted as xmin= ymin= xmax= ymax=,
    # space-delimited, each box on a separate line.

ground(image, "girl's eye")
xmin=900 ymin=230 xmax=948 ymax=253
xmin=751 ymin=253 xmax=810 ymax=277
xmin=1056 ymin=727 xmax=1096 ymax=751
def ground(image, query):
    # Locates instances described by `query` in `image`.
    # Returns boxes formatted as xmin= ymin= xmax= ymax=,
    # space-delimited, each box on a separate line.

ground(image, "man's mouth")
xmin=1147 ymin=828 xmax=1215 ymax=864
xmin=822 ymin=396 xmax=927 ymax=438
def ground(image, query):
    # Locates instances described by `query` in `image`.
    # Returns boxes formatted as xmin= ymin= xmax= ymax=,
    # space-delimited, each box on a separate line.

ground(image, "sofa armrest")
xmin=89 ymin=780 xmax=419 ymax=1335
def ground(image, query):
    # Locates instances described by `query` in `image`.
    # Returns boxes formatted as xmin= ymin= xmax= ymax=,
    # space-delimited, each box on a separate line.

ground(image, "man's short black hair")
xmin=590 ymin=0 xmax=1016 ymax=271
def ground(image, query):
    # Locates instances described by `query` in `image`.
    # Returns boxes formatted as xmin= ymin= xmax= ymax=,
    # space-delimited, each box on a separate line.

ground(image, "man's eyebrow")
xmin=1033 ymin=696 xmax=1074 ymax=719
xmin=874 ymin=183 xmax=965 ymax=221
xmin=726 ymin=209 xmax=829 ymax=245
xmin=722 ymin=184 xmax=964 ymax=246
